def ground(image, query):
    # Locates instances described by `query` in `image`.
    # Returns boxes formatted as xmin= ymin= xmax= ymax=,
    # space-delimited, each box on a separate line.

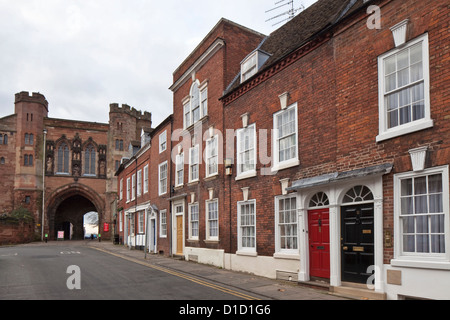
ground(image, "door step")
xmin=330 ymin=283 xmax=386 ymax=300
xmin=298 ymin=278 xmax=330 ymax=291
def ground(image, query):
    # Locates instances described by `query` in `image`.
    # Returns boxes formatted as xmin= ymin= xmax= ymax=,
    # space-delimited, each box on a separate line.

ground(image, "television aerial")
xmin=265 ymin=0 xmax=305 ymax=27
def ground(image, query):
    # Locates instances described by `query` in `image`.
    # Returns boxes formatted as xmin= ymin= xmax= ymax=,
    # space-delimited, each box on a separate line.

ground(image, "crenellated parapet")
xmin=109 ymin=103 xmax=151 ymax=121
xmin=14 ymin=91 xmax=49 ymax=111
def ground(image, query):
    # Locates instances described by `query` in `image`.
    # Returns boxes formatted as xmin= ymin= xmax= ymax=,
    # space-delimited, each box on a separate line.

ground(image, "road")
xmin=0 ymin=241 xmax=262 ymax=300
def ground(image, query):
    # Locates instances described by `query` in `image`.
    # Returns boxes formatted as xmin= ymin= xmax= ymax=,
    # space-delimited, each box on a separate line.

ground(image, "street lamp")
xmin=41 ymin=128 xmax=47 ymax=241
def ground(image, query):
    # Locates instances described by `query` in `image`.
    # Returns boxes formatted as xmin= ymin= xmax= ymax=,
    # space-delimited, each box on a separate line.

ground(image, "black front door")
xmin=341 ymin=204 xmax=374 ymax=284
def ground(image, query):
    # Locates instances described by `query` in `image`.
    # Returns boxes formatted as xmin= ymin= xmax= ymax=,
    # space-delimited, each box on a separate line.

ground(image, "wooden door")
xmin=176 ymin=215 xmax=183 ymax=255
xmin=341 ymin=204 xmax=374 ymax=283
xmin=308 ymin=209 xmax=330 ymax=279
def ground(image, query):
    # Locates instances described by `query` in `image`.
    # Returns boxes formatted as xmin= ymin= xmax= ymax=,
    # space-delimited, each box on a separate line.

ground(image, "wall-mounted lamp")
xmin=225 ymin=158 xmax=233 ymax=176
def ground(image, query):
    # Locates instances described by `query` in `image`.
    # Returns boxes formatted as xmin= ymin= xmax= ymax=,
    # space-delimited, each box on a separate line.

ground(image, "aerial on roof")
xmin=223 ymin=0 xmax=372 ymax=96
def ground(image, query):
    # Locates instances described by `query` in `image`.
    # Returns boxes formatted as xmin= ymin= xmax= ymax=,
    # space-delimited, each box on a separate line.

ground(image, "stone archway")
xmin=45 ymin=183 xmax=105 ymax=240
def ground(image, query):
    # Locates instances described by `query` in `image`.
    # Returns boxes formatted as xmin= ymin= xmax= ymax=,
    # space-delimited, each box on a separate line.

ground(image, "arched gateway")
xmin=45 ymin=183 xmax=105 ymax=240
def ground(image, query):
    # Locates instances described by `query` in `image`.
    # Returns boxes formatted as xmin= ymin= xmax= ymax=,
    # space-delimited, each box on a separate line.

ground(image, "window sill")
xmin=204 ymin=173 xmax=219 ymax=181
xmin=236 ymin=250 xmax=257 ymax=257
xmin=273 ymin=252 xmax=300 ymax=260
xmin=235 ymin=170 xmax=257 ymax=181
xmin=376 ymin=119 xmax=433 ymax=142
xmin=391 ymin=257 xmax=450 ymax=270
xmin=271 ymin=159 xmax=299 ymax=173
xmin=187 ymin=180 xmax=199 ymax=186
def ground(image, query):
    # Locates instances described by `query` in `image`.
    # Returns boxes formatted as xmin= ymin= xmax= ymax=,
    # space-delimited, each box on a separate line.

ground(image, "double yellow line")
xmin=90 ymin=246 xmax=260 ymax=300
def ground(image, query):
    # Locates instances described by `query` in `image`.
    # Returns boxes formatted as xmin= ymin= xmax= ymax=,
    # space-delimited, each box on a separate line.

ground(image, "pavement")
xmin=82 ymin=240 xmax=350 ymax=301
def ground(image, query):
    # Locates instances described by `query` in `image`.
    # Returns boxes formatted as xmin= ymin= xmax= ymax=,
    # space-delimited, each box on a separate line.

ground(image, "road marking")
xmin=0 ymin=253 xmax=18 ymax=257
xmin=60 ymin=251 xmax=81 ymax=255
xmin=90 ymin=246 xmax=260 ymax=300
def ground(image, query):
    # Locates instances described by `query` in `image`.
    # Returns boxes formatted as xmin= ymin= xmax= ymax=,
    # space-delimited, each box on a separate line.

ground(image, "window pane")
xmin=385 ymin=55 xmax=396 ymax=74
xmin=411 ymin=82 xmax=424 ymax=102
xmin=401 ymin=197 xmax=413 ymax=215
xmin=416 ymin=234 xmax=429 ymax=253
xmin=429 ymin=194 xmax=443 ymax=213
xmin=410 ymin=62 xmax=423 ymax=82
xmin=403 ymin=235 xmax=415 ymax=252
xmin=428 ymin=174 xmax=442 ymax=193
xmin=401 ymin=179 xmax=413 ymax=196
xmin=414 ymin=195 xmax=428 ymax=214
xmin=430 ymin=214 xmax=444 ymax=233
xmin=431 ymin=235 xmax=445 ymax=253
xmin=414 ymin=177 xmax=427 ymax=195
xmin=388 ymin=110 xmax=398 ymax=128
xmin=397 ymin=49 xmax=409 ymax=70
xmin=413 ymin=102 xmax=425 ymax=121
xmin=410 ymin=43 xmax=422 ymax=64
xmin=402 ymin=216 xmax=415 ymax=233
xmin=387 ymin=93 xmax=398 ymax=111
xmin=385 ymin=74 xmax=397 ymax=92
xmin=397 ymin=68 xmax=409 ymax=87
xmin=399 ymin=106 xmax=411 ymax=125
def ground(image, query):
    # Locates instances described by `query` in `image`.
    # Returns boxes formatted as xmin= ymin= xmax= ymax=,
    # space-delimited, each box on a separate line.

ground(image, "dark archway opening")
xmin=53 ymin=195 xmax=97 ymax=240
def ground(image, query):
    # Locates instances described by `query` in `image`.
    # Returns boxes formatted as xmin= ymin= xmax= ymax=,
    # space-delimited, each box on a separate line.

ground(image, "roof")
xmin=222 ymin=0 xmax=372 ymax=98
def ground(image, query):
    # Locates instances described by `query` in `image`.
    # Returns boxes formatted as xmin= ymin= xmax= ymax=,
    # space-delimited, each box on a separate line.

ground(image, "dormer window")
xmin=241 ymin=50 xmax=270 ymax=83
xmin=241 ymin=53 xmax=258 ymax=82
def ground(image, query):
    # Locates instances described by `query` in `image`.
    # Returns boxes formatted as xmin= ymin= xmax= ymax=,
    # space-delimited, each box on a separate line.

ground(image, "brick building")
xmin=219 ymin=0 xmax=450 ymax=300
xmin=116 ymin=0 xmax=448 ymax=300
xmin=115 ymin=115 xmax=173 ymax=255
xmin=168 ymin=19 xmax=266 ymax=262
xmin=0 ymin=91 xmax=151 ymax=241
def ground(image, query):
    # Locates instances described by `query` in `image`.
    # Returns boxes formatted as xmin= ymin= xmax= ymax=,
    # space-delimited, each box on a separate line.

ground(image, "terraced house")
xmin=118 ymin=0 xmax=449 ymax=300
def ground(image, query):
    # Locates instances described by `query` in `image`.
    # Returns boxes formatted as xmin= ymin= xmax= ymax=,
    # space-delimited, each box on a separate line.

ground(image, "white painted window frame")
xmin=236 ymin=123 xmax=257 ymax=180
xmin=392 ymin=165 xmax=450 ymax=270
xmin=237 ymin=199 xmax=257 ymax=255
xmin=272 ymin=102 xmax=299 ymax=172
xmin=376 ymin=33 xmax=433 ymax=142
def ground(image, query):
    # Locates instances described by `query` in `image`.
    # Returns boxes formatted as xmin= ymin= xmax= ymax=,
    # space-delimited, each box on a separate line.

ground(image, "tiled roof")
xmin=223 ymin=0 xmax=371 ymax=98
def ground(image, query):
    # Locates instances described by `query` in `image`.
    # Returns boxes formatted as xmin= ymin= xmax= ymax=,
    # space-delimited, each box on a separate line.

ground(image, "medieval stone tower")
xmin=0 ymin=92 xmax=152 ymax=240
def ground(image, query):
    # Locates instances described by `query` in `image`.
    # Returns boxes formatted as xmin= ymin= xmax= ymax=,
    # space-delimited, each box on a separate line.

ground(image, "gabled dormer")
xmin=140 ymin=127 xmax=152 ymax=148
xmin=240 ymin=48 xmax=270 ymax=83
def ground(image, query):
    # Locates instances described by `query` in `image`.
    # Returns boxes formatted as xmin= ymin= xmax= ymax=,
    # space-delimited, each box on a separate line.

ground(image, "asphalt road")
xmin=0 ymin=242 xmax=255 ymax=300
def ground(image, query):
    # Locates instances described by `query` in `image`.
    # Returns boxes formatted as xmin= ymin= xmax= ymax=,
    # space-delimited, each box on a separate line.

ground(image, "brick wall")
xmin=0 ymin=220 xmax=35 ymax=245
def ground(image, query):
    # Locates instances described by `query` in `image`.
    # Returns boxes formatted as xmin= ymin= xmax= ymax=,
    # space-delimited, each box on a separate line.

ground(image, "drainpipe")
xmin=169 ymin=116 xmax=173 ymax=257
xmin=41 ymin=128 xmax=47 ymax=241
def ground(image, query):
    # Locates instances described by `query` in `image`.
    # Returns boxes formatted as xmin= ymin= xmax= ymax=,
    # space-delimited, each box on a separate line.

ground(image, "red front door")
xmin=308 ymin=209 xmax=330 ymax=279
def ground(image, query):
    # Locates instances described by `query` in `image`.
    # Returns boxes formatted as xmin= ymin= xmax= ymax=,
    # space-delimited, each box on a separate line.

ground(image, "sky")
xmin=0 ymin=0 xmax=318 ymax=127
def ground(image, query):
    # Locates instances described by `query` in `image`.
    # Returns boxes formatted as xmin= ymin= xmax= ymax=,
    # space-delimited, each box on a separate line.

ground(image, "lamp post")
xmin=41 ymin=128 xmax=47 ymax=241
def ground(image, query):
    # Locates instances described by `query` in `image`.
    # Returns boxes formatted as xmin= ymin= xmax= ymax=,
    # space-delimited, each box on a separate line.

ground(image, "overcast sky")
xmin=0 ymin=0 xmax=317 ymax=126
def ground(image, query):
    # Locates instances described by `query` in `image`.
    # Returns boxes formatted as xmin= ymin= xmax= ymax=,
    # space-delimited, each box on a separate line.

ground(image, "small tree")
xmin=10 ymin=207 xmax=34 ymax=223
